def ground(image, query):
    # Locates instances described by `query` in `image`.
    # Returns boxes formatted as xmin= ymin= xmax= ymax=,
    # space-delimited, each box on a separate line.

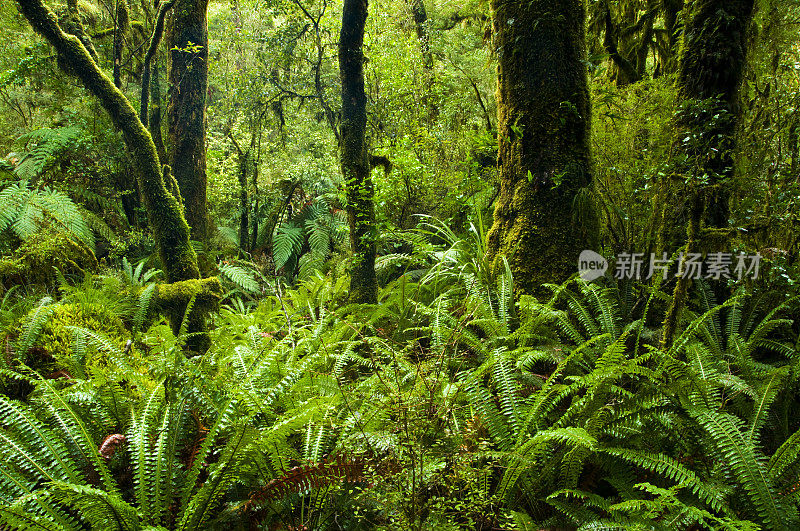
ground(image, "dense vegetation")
xmin=1 ymin=0 xmax=799 ymax=529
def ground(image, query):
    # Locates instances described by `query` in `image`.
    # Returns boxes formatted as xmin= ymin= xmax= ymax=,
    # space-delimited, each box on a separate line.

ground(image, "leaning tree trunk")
xmin=486 ymin=0 xmax=594 ymax=296
xmin=15 ymin=0 xmax=219 ymax=351
xmin=167 ymin=0 xmax=210 ymax=243
xmin=340 ymin=0 xmax=377 ymax=304
xmin=660 ymin=0 xmax=755 ymax=349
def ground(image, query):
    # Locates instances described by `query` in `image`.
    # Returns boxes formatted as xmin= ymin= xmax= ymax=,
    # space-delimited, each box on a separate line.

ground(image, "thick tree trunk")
xmin=659 ymin=0 xmax=755 ymax=253
xmin=340 ymin=0 xmax=377 ymax=304
xmin=486 ymin=0 xmax=594 ymax=296
xmin=602 ymin=0 xmax=639 ymax=86
xmin=662 ymin=0 xmax=682 ymax=67
xmin=15 ymin=0 xmax=217 ymax=351
xmin=677 ymin=0 xmax=755 ymax=217
xmin=61 ymin=0 xmax=99 ymax=61
xmin=167 ymin=0 xmax=210 ymax=243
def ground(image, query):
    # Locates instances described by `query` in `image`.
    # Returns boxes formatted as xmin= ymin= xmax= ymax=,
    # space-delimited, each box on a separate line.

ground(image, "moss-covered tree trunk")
xmin=486 ymin=0 xmax=594 ymax=296
xmin=167 ymin=0 xmax=210 ymax=243
xmin=677 ymin=0 xmax=754 ymax=228
xmin=60 ymin=0 xmax=98 ymax=61
xmin=340 ymin=0 xmax=377 ymax=304
xmin=408 ymin=0 xmax=433 ymax=70
xmin=660 ymin=0 xmax=755 ymax=349
xmin=15 ymin=0 xmax=218 ymax=351
xmin=112 ymin=0 xmax=130 ymax=88
xmin=149 ymin=62 xmax=169 ymax=164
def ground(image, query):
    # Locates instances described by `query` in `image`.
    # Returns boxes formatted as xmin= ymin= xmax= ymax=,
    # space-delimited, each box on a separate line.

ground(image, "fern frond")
xmin=45 ymin=482 xmax=141 ymax=531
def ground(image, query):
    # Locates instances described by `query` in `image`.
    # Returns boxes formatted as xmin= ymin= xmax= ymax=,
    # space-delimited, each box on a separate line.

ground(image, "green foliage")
xmin=13 ymin=126 xmax=83 ymax=180
xmin=272 ymin=198 xmax=347 ymax=281
xmin=0 ymin=228 xmax=799 ymax=529
xmin=0 ymin=229 xmax=98 ymax=289
xmin=0 ymin=181 xmax=94 ymax=251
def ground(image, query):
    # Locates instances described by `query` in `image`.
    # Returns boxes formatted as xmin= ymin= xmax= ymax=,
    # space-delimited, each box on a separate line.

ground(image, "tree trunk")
xmin=340 ymin=0 xmax=377 ymax=304
xmin=660 ymin=0 xmax=755 ymax=348
xmin=113 ymin=0 xmax=130 ymax=88
xmin=602 ymin=0 xmax=639 ymax=86
xmin=408 ymin=0 xmax=433 ymax=70
xmin=486 ymin=0 xmax=594 ymax=296
xmin=140 ymin=0 xmax=174 ymax=129
xmin=149 ymin=62 xmax=169 ymax=164
xmin=15 ymin=0 xmax=218 ymax=351
xmin=167 ymin=0 xmax=210 ymax=243
xmin=61 ymin=0 xmax=99 ymax=61
xmin=659 ymin=0 xmax=755 ymax=253
xmin=677 ymin=0 xmax=755 ymax=203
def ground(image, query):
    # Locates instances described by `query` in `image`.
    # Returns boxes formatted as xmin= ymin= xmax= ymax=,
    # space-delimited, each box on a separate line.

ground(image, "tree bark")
xmin=61 ymin=0 xmax=99 ymax=61
xmin=661 ymin=0 xmax=683 ymax=74
xmin=660 ymin=0 xmax=755 ymax=349
xmin=149 ymin=62 xmax=169 ymax=164
xmin=601 ymin=0 xmax=640 ymax=85
xmin=140 ymin=0 xmax=175 ymax=128
xmin=486 ymin=0 xmax=594 ymax=296
xmin=340 ymin=0 xmax=377 ymax=304
xmin=167 ymin=0 xmax=211 ymax=243
xmin=408 ymin=0 xmax=433 ymax=70
xmin=14 ymin=0 xmax=216 ymax=351
xmin=659 ymin=0 xmax=755 ymax=253
xmin=113 ymin=0 xmax=130 ymax=88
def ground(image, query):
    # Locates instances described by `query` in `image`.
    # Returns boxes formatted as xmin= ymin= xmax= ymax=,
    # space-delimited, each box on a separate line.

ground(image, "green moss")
xmin=0 ymin=230 xmax=98 ymax=290
xmin=156 ymin=276 xmax=223 ymax=352
xmin=485 ymin=0 xmax=595 ymax=297
xmin=2 ymin=302 xmax=125 ymax=375
xmin=156 ymin=276 xmax=223 ymax=310
xmin=15 ymin=0 xmax=201 ymax=285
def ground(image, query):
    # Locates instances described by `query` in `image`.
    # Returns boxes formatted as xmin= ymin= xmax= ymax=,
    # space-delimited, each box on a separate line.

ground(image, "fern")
xmin=45 ymin=482 xmax=141 ymax=531
xmin=14 ymin=126 xmax=83 ymax=180
xmin=0 ymin=181 xmax=94 ymax=249
xmin=686 ymin=405 xmax=791 ymax=529
xmin=272 ymin=222 xmax=304 ymax=270
xmin=219 ymin=262 xmax=260 ymax=293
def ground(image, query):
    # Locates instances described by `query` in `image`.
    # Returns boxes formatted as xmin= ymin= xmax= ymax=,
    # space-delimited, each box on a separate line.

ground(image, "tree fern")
xmin=273 ymin=222 xmax=304 ymax=270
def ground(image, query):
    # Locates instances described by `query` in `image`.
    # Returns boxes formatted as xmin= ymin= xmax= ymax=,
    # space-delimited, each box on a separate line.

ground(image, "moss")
xmin=0 ymin=230 xmax=98 ymax=290
xmin=167 ymin=0 xmax=211 ymax=243
xmin=156 ymin=276 xmax=223 ymax=310
xmin=340 ymin=0 xmax=377 ymax=304
xmin=156 ymin=276 xmax=222 ymax=352
xmin=1 ymin=302 xmax=125 ymax=379
xmin=658 ymin=0 xmax=756 ymax=250
xmin=15 ymin=0 xmax=200 ymax=285
xmin=485 ymin=0 xmax=595 ymax=297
